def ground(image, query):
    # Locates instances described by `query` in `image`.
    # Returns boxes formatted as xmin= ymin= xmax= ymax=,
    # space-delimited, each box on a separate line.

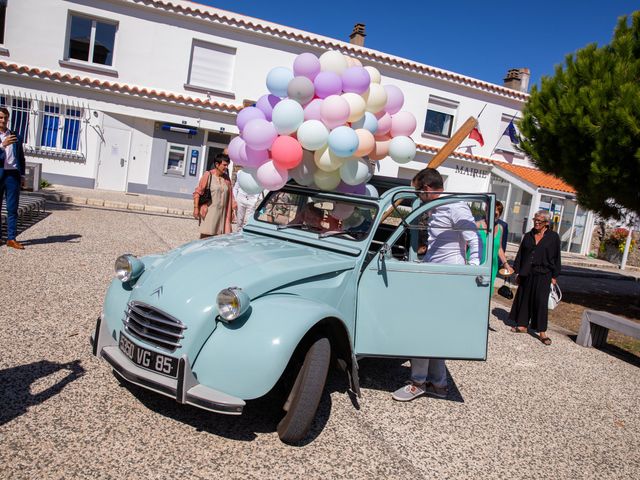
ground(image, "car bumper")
xmin=90 ymin=315 xmax=245 ymax=415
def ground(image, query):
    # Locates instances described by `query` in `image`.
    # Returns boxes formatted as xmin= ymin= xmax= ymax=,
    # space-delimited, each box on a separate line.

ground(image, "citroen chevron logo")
xmin=151 ymin=286 xmax=163 ymax=299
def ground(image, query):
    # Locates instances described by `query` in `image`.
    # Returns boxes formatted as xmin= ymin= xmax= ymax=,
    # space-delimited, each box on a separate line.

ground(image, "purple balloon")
xmin=293 ymin=52 xmax=321 ymax=81
xmin=336 ymin=181 xmax=367 ymax=194
xmin=255 ymin=94 xmax=280 ymax=121
xmin=237 ymin=106 xmax=266 ymax=132
xmin=313 ymin=71 xmax=343 ymax=99
xmin=383 ymin=85 xmax=404 ymax=115
xmin=242 ymin=146 xmax=270 ymax=168
xmin=227 ymin=136 xmax=247 ymax=163
xmin=342 ymin=66 xmax=371 ymax=94
xmin=242 ymin=119 xmax=278 ymax=151
xmin=303 ymin=98 xmax=323 ymax=121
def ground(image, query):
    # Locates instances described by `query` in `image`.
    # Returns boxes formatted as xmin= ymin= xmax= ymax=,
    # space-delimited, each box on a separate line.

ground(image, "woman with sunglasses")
xmin=509 ymin=210 xmax=561 ymax=345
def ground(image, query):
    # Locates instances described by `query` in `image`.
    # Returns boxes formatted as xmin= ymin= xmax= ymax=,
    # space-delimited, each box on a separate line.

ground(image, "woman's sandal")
xmin=510 ymin=327 xmax=527 ymax=333
xmin=539 ymin=336 xmax=552 ymax=345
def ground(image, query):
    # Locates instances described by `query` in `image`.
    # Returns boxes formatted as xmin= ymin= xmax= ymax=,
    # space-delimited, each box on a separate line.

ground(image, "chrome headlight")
xmin=216 ymin=287 xmax=250 ymax=322
xmin=114 ymin=254 xmax=144 ymax=283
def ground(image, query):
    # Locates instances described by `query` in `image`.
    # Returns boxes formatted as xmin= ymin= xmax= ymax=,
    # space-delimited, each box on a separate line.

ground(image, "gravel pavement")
xmin=1 ymin=204 xmax=639 ymax=480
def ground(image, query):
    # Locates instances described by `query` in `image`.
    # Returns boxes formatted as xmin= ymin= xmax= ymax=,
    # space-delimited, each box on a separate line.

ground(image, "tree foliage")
xmin=519 ymin=11 xmax=640 ymax=219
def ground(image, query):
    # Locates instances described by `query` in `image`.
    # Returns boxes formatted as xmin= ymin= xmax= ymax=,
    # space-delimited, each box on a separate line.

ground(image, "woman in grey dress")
xmin=193 ymin=154 xmax=235 ymax=238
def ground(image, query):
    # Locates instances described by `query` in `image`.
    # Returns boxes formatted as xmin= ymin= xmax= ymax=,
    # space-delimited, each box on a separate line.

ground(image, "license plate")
xmin=118 ymin=332 xmax=178 ymax=378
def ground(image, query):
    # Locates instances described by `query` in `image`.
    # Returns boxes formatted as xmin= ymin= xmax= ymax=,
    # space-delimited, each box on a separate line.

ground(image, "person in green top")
xmin=474 ymin=201 xmax=513 ymax=291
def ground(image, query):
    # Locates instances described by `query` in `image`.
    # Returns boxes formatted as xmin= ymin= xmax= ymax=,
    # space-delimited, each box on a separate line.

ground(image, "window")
xmin=0 ymin=0 xmax=6 ymax=45
xmin=39 ymin=105 xmax=82 ymax=151
xmin=186 ymin=40 xmax=236 ymax=93
xmin=423 ymin=96 xmax=458 ymax=138
xmin=165 ymin=144 xmax=188 ymax=176
xmin=67 ymin=14 xmax=117 ymax=66
xmin=10 ymin=98 xmax=30 ymax=142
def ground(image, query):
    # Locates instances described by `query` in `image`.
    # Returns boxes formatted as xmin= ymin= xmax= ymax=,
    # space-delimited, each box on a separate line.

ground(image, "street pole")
xmin=620 ymin=225 xmax=633 ymax=270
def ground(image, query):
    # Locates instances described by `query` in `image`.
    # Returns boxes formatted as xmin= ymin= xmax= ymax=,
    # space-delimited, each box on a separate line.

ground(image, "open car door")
xmin=355 ymin=193 xmax=495 ymax=360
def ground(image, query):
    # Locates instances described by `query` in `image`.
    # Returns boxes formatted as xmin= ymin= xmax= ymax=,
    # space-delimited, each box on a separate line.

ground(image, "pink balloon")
xmin=271 ymin=136 xmax=303 ymax=169
xmin=257 ymin=160 xmax=288 ymax=191
xmin=313 ymin=71 xmax=343 ymax=99
xmin=375 ymin=112 xmax=392 ymax=136
xmin=237 ymin=106 xmax=266 ymax=132
xmin=390 ymin=111 xmax=417 ymax=137
xmin=320 ymin=95 xmax=350 ymax=130
xmin=354 ymin=129 xmax=375 ymax=156
xmin=341 ymin=66 xmax=371 ymax=94
xmin=293 ymin=52 xmax=321 ymax=80
xmin=242 ymin=119 xmax=278 ymax=150
xmin=243 ymin=146 xmax=269 ymax=168
xmin=383 ymin=85 xmax=404 ymax=115
xmin=369 ymin=139 xmax=390 ymax=161
xmin=256 ymin=94 xmax=280 ymax=121
xmin=304 ymin=98 xmax=323 ymax=121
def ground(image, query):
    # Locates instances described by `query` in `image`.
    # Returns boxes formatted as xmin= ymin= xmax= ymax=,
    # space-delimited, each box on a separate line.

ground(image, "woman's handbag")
xmin=497 ymin=277 xmax=514 ymax=300
xmin=548 ymin=283 xmax=562 ymax=310
xmin=198 ymin=172 xmax=212 ymax=206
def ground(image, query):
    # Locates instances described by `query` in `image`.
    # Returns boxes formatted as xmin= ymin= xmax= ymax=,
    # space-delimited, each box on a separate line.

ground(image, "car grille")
xmin=123 ymin=301 xmax=187 ymax=351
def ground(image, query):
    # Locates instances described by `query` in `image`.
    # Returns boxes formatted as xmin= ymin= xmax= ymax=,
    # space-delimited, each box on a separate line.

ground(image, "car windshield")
xmin=255 ymin=188 xmax=378 ymax=241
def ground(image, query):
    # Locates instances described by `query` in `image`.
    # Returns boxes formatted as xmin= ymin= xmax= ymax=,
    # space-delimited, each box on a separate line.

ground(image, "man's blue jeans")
xmin=0 ymin=169 xmax=21 ymax=241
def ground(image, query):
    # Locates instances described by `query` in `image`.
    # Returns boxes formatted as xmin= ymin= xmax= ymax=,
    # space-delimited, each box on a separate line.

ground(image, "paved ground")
xmin=1 ymin=204 xmax=639 ymax=479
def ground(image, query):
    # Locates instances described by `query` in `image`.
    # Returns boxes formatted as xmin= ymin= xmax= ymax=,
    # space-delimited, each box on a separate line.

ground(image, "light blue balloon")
xmin=352 ymin=112 xmax=378 ymax=134
xmin=266 ymin=66 xmax=294 ymax=98
xmin=271 ymin=99 xmax=304 ymax=135
xmin=328 ymin=126 xmax=359 ymax=158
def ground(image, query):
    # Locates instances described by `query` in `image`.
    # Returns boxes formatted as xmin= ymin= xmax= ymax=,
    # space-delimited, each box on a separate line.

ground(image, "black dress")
xmin=509 ymin=228 xmax=561 ymax=332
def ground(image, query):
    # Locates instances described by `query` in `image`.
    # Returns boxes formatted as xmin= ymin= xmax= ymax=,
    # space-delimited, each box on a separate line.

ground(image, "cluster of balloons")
xmin=230 ymin=50 xmax=417 ymax=194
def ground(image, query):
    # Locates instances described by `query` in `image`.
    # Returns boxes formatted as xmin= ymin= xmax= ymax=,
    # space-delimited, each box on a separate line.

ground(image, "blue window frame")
xmin=41 ymin=105 xmax=60 ymax=148
xmin=62 ymin=108 xmax=81 ymax=150
xmin=10 ymin=98 xmax=30 ymax=142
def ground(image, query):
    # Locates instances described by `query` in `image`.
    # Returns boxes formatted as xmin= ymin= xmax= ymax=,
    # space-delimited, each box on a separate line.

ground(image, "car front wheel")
xmin=277 ymin=336 xmax=330 ymax=444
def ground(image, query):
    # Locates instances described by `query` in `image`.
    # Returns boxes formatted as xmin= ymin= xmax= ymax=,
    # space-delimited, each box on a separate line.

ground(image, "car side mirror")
xmin=379 ymin=243 xmax=390 ymax=262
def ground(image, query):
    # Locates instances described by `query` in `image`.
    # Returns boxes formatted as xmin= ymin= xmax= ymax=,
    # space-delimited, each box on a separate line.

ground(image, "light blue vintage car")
xmin=91 ymin=177 xmax=495 ymax=443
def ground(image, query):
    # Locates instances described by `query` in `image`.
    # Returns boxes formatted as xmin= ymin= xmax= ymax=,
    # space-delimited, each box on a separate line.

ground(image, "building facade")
xmin=0 ymin=0 xmax=594 ymax=253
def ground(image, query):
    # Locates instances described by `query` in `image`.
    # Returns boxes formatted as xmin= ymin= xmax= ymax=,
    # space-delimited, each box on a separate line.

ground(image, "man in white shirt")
xmin=393 ymin=168 xmax=480 ymax=402
xmin=232 ymin=177 xmax=262 ymax=230
xmin=0 ymin=107 xmax=26 ymax=249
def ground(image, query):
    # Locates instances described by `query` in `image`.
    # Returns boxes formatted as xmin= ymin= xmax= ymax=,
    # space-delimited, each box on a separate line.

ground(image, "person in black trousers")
xmin=509 ymin=210 xmax=561 ymax=345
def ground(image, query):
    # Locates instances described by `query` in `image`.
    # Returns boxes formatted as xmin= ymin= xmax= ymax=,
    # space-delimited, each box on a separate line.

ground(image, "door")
xmin=96 ymin=126 xmax=131 ymax=191
xmin=355 ymin=193 xmax=495 ymax=360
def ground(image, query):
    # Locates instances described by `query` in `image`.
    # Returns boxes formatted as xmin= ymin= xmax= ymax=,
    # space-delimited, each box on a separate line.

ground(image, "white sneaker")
xmin=392 ymin=382 xmax=426 ymax=402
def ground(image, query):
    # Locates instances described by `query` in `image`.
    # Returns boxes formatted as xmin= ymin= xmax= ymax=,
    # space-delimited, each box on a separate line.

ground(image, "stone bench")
xmin=576 ymin=309 xmax=640 ymax=348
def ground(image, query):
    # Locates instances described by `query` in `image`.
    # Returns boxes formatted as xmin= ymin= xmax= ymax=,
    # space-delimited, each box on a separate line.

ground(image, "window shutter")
xmin=189 ymin=42 xmax=236 ymax=92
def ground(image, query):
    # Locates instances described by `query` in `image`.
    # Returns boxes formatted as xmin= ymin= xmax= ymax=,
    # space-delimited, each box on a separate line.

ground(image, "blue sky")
xmin=192 ymin=0 xmax=638 ymax=89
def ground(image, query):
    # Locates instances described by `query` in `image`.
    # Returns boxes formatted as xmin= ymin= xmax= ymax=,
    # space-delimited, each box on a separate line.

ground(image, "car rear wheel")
xmin=277 ymin=336 xmax=330 ymax=444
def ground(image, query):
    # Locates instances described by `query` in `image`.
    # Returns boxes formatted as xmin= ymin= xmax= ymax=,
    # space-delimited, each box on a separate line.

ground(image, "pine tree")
xmin=519 ymin=11 xmax=640 ymax=219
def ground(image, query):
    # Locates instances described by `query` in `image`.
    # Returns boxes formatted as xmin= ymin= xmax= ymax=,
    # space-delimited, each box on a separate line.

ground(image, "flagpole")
xmin=490 ymin=112 xmax=519 ymax=157
xmin=458 ymin=104 xmax=488 ymax=149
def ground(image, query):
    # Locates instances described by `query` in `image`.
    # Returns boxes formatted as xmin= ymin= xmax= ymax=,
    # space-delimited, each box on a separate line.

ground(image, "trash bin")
xmin=22 ymin=162 xmax=42 ymax=191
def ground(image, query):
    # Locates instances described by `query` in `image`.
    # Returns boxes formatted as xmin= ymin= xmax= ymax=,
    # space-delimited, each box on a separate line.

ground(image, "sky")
xmin=190 ymin=0 xmax=638 ymax=88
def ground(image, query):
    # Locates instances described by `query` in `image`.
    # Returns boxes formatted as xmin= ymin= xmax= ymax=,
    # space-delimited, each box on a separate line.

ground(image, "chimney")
xmin=503 ymin=68 xmax=531 ymax=93
xmin=349 ymin=23 xmax=366 ymax=47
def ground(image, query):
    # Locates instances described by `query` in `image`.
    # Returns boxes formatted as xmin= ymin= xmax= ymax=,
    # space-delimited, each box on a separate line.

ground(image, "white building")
xmin=0 ymin=0 xmax=594 ymax=253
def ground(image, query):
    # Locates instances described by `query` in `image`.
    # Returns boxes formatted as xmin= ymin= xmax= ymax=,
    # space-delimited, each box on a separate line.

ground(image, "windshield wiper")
xmin=318 ymin=229 xmax=361 ymax=239
xmin=277 ymin=223 xmax=323 ymax=232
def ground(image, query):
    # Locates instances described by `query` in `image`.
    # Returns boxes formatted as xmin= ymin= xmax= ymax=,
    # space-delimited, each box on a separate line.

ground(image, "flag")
xmin=469 ymin=127 xmax=484 ymax=146
xmin=504 ymin=120 xmax=519 ymax=144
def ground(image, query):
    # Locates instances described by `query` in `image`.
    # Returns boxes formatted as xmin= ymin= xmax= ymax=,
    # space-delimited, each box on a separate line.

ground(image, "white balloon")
xmin=236 ymin=169 xmax=263 ymax=195
xmin=339 ymin=158 xmax=370 ymax=185
xmin=271 ymin=99 xmax=304 ymax=135
xmin=297 ymin=120 xmax=329 ymax=151
xmin=388 ymin=136 xmax=417 ymax=164
xmin=363 ymin=83 xmax=388 ymax=113
xmin=341 ymin=92 xmax=366 ymax=123
xmin=365 ymin=183 xmax=379 ymax=198
xmin=291 ymin=150 xmax=316 ymax=186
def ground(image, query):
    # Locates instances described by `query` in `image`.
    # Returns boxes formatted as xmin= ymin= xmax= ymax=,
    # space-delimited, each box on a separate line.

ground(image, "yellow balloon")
xmin=341 ymin=93 xmax=366 ymax=122
xmin=319 ymin=50 xmax=348 ymax=75
xmin=363 ymin=83 xmax=387 ymax=113
xmin=364 ymin=66 xmax=381 ymax=84
xmin=314 ymin=168 xmax=342 ymax=191
xmin=314 ymin=145 xmax=344 ymax=172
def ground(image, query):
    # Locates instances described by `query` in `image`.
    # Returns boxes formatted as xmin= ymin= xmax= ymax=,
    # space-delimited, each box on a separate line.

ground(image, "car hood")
xmin=126 ymin=232 xmax=356 ymax=356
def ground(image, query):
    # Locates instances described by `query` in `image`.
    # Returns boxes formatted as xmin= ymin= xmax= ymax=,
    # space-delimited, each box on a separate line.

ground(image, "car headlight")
xmin=216 ymin=287 xmax=250 ymax=322
xmin=114 ymin=254 xmax=144 ymax=283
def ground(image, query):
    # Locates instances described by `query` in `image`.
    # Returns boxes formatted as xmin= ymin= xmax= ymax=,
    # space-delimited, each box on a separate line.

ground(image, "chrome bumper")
xmin=90 ymin=315 xmax=245 ymax=415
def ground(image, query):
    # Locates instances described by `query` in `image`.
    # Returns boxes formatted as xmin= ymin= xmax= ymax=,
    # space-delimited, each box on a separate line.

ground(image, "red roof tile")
xmin=0 ymin=61 xmax=243 ymax=113
xmin=493 ymin=162 xmax=576 ymax=194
